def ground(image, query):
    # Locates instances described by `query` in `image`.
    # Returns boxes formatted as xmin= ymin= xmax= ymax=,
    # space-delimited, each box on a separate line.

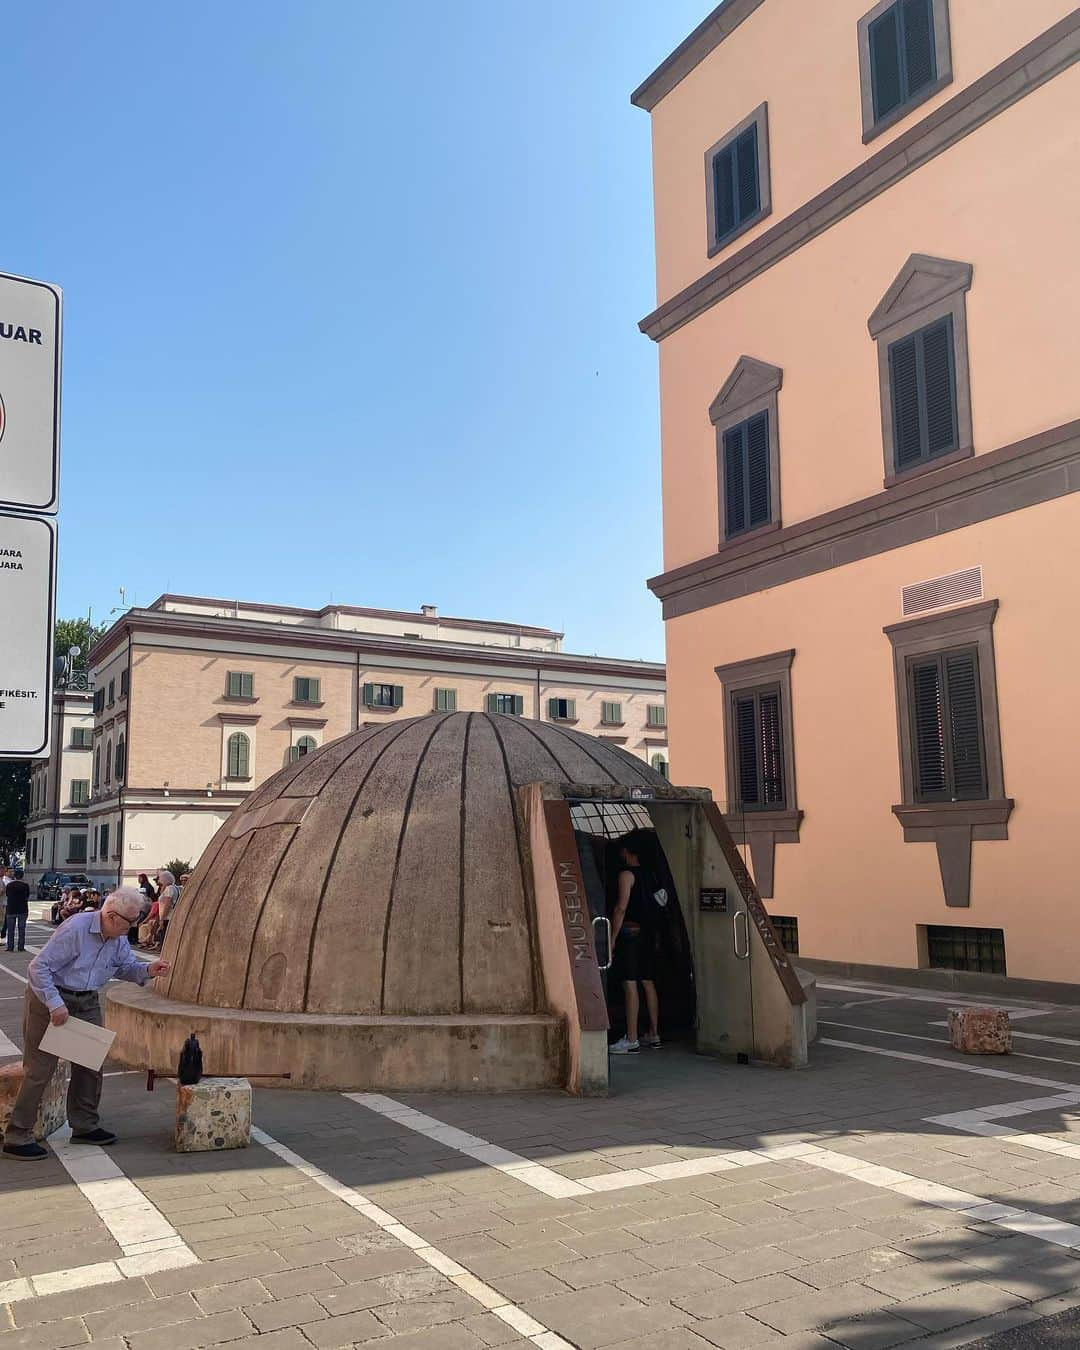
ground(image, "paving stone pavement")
xmin=5 ymin=923 xmax=1080 ymax=1347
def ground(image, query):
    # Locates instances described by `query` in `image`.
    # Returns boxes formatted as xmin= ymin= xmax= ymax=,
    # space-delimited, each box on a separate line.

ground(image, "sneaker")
xmin=71 ymin=1128 xmax=117 ymax=1146
xmin=642 ymin=1034 xmax=662 ymax=1049
xmin=609 ymin=1037 xmax=640 ymax=1054
xmin=3 ymin=1142 xmax=48 ymax=1160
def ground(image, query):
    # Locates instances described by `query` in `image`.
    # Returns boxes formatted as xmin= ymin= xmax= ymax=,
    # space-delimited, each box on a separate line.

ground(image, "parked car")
xmin=40 ymin=872 xmax=91 ymax=903
xmin=36 ymin=870 xmax=66 ymax=900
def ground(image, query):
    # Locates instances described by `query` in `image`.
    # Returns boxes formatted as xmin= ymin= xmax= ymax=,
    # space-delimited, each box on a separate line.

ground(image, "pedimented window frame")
xmin=710 ymin=356 xmax=783 ymax=547
xmin=869 ymin=254 xmax=973 ymax=488
xmin=884 ymin=599 xmax=1012 ymax=907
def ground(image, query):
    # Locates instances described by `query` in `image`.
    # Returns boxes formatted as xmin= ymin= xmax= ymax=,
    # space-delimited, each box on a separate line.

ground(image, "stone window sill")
xmin=721 ymin=809 xmax=803 ymax=899
xmin=222 ymin=695 xmax=259 ymax=704
xmin=225 ymin=775 xmax=254 ymax=783
xmin=884 ymin=443 xmax=972 ymax=489
xmin=892 ymin=799 xmax=1014 ymax=908
xmin=290 ymin=701 xmax=324 ymax=709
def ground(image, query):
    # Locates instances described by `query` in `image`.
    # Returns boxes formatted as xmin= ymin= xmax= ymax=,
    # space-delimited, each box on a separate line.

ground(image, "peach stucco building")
xmin=635 ymin=1 xmax=1080 ymax=983
xmin=85 ymin=595 xmax=667 ymax=887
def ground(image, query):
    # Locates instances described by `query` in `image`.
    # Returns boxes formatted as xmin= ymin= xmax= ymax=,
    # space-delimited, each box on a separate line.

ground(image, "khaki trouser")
xmin=4 ymin=988 xmax=104 ymax=1145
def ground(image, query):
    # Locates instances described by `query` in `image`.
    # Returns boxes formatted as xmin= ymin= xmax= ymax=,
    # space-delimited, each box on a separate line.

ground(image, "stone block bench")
xmin=949 ymin=1007 xmax=1011 ymax=1055
xmin=0 ymin=1060 xmax=70 ymax=1139
xmin=175 ymin=1077 xmax=251 ymax=1152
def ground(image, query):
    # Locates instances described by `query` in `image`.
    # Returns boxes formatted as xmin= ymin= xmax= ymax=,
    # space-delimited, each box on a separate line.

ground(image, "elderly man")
xmin=1 ymin=889 xmax=170 ymax=1161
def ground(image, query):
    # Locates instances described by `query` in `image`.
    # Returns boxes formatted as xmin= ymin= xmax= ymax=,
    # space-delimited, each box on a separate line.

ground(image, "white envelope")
xmin=40 ymin=1016 xmax=117 ymax=1072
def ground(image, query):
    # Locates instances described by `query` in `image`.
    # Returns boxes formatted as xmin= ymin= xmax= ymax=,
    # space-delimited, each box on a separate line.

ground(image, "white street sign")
xmin=0 ymin=270 xmax=62 ymax=513
xmin=0 ymin=511 xmax=56 ymax=757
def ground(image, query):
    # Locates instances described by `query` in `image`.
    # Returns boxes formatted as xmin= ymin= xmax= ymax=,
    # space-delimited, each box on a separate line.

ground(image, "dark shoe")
xmin=71 ymin=1128 xmax=117 ymax=1146
xmin=16 ymin=947 xmax=25 ymax=952
xmin=3 ymin=1142 xmax=48 ymax=1160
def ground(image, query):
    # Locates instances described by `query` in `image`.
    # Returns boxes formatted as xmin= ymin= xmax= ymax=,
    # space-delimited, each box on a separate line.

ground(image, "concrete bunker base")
xmin=107 ymin=984 xmax=566 ymax=1093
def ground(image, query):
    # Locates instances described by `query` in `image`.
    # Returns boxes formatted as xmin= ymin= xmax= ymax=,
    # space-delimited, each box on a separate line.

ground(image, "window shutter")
xmin=901 ymin=0 xmax=936 ymax=95
xmin=566 ymin=699 xmax=576 ymax=720
xmin=512 ymin=695 xmax=524 ymax=716
xmin=547 ymin=698 xmax=558 ymax=719
xmin=723 ymin=424 xmax=746 ymax=536
xmin=910 ymin=657 xmax=947 ymax=798
xmin=713 ymin=144 xmax=736 ymax=240
xmin=746 ymin=411 xmax=770 ymax=529
xmin=921 ymin=318 xmax=957 ymax=455
xmin=733 ymin=695 xmax=760 ymax=806
xmin=945 ymin=651 xmax=986 ymax=799
xmin=733 ymin=125 xmax=759 ymax=222
xmin=289 ymin=745 xmax=301 ymax=763
xmin=391 ymin=685 xmax=403 ymax=708
xmin=486 ymin=693 xmax=498 ymax=713
xmin=869 ymin=7 xmax=903 ymax=121
xmin=362 ymin=683 xmax=374 ymax=707
xmin=758 ymin=690 xmax=785 ymax=806
xmin=311 ymin=678 xmax=320 ymax=702
xmin=889 ymin=333 xmax=923 ymax=468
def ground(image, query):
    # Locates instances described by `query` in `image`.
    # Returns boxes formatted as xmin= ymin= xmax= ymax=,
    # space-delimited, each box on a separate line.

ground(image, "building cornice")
xmin=88 ymin=611 xmax=665 ymax=683
xmin=631 ymin=0 xmax=766 ymax=112
xmin=649 ymin=419 xmax=1080 ymax=619
xmin=639 ymin=14 xmax=1080 ymax=342
xmin=148 ymin=592 xmax=563 ymax=641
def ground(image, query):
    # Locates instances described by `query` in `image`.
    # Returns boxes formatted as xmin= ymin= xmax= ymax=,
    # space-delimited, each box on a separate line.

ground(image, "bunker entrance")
xmin=571 ymin=800 xmax=697 ymax=1047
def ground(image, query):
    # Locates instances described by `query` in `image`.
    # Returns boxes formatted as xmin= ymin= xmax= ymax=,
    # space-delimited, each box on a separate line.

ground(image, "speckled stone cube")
xmin=175 ymin=1077 xmax=251 ymax=1152
xmin=948 ymin=1007 xmax=1011 ymax=1055
xmin=0 ymin=1059 xmax=70 ymax=1139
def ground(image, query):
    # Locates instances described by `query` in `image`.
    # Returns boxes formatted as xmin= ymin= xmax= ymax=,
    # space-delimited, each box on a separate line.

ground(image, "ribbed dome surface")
xmin=162 ymin=712 xmax=667 ymax=1017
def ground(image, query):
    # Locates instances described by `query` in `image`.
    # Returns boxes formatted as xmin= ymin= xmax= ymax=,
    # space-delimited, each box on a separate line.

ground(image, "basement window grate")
xmin=901 ymin=566 xmax=982 ymax=617
xmin=924 ymin=924 xmax=1006 ymax=976
xmin=770 ymin=915 xmax=799 ymax=955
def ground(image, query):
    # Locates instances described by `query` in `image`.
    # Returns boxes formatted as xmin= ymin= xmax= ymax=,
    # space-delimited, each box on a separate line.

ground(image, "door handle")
xmin=593 ymin=916 xmax=612 ymax=971
xmin=733 ymin=909 xmax=750 ymax=960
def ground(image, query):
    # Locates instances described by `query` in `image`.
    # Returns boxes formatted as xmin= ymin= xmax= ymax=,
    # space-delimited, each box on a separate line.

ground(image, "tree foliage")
xmin=0 ymin=761 xmax=31 ymax=860
xmin=55 ymin=617 xmax=109 ymax=670
xmin=164 ymin=858 xmax=193 ymax=880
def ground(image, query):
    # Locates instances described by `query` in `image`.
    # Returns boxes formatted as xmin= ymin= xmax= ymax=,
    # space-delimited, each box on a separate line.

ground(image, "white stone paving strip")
xmin=819 ymin=1019 xmax=1080 ymax=1069
xmin=0 ymin=1131 xmax=198 ymax=1306
xmin=346 ymin=1092 xmax=769 ymax=1196
xmin=0 ymin=959 xmax=29 ymax=985
xmin=818 ymin=981 xmax=1054 ymax=1017
xmin=766 ymin=1141 xmax=1080 ymax=1250
xmin=0 ymin=1028 xmax=21 ymax=1059
xmin=820 ymin=1037 xmax=1080 ymax=1090
xmin=252 ymin=1124 xmax=578 ymax=1350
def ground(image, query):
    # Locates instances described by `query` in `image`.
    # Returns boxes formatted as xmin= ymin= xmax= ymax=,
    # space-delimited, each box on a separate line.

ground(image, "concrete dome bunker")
xmin=107 ymin=712 xmax=814 ymax=1094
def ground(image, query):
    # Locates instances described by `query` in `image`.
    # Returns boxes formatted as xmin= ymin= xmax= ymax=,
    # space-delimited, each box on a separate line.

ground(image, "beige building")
xmin=24 ymin=680 xmax=95 ymax=887
xmin=635 ymin=2 xmax=1079 ymax=983
xmin=86 ymin=595 xmax=668 ymax=886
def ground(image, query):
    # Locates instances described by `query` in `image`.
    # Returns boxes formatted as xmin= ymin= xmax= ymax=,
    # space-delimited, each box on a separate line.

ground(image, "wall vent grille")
xmin=901 ymin=566 xmax=982 ymax=617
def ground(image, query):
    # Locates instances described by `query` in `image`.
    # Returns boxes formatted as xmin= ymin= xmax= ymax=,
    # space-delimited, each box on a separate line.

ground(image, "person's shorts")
xmin=611 ymin=928 xmax=657 ymax=983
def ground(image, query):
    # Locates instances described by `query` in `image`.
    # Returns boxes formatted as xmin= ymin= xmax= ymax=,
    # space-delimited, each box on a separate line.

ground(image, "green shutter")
xmin=548 ymin=698 xmax=559 ymax=719
xmin=311 ymin=678 xmax=320 ymax=702
xmin=363 ymin=683 xmax=374 ymax=707
xmin=392 ymin=685 xmax=404 ymax=708
xmin=289 ymin=745 xmax=301 ymax=763
xmin=512 ymin=695 xmax=524 ymax=716
xmin=486 ymin=694 xmax=498 ymax=713
xmin=566 ymin=699 xmax=576 ymax=720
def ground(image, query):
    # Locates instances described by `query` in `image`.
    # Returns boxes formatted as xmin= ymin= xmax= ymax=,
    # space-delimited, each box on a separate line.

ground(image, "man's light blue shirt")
xmin=28 ymin=911 xmax=151 ymax=1011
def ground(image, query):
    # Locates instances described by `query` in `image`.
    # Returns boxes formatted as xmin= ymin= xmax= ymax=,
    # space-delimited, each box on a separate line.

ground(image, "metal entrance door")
xmin=648 ymin=802 xmax=755 ymax=1061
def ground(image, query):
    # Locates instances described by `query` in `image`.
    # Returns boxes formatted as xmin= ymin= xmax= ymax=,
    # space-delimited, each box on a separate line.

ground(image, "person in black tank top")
xmin=609 ymin=831 xmax=661 ymax=1054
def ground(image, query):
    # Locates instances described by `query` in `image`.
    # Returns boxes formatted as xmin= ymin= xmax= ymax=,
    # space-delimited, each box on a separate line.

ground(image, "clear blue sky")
xmin=5 ymin=2 xmax=708 ymax=662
